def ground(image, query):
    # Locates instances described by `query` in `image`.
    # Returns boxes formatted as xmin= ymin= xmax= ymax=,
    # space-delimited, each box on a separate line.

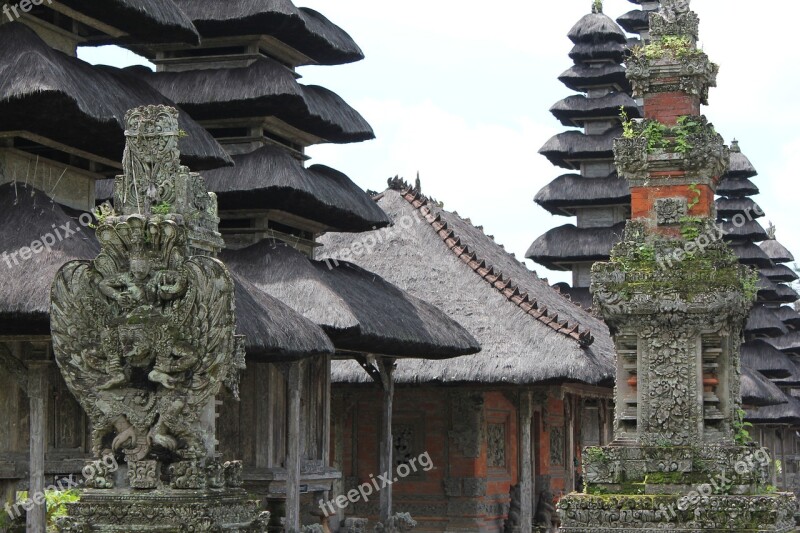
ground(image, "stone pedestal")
xmin=57 ymin=489 xmax=269 ymax=532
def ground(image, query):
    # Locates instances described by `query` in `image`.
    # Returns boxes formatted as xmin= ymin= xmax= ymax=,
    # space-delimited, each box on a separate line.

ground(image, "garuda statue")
xmin=51 ymin=105 xmax=242 ymax=464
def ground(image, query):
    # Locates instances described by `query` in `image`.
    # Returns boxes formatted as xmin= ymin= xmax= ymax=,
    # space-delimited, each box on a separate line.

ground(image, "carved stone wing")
xmin=170 ymin=256 xmax=236 ymax=408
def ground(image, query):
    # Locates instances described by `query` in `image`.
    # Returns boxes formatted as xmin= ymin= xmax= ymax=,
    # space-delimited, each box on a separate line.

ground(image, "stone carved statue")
xmin=658 ymin=0 xmax=691 ymax=22
xmin=51 ymin=106 xmax=261 ymax=531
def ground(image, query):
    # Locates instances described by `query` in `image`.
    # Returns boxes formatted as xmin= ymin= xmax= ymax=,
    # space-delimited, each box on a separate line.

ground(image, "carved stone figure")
xmin=533 ymin=490 xmax=555 ymax=532
xmin=51 ymin=106 xmax=261 ymax=532
xmin=658 ymin=0 xmax=690 ymax=23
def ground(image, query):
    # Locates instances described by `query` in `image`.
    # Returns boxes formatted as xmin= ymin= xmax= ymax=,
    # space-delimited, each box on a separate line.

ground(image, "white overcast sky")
xmin=79 ymin=1 xmax=800 ymax=285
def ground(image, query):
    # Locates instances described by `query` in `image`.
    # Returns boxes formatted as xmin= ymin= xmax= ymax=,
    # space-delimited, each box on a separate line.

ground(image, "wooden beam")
xmin=377 ymin=357 xmax=395 ymax=524
xmin=26 ymin=361 xmax=49 ymax=533
xmin=285 ymin=361 xmax=303 ymax=533
xmin=519 ymin=391 xmax=533 ymax=533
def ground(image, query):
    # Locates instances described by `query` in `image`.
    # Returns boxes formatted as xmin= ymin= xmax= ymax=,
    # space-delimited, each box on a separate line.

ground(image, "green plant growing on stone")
xmin=686 ymin=183 xmax=701 ymax=210
xmin=586 ymin=446 xmax=608 ymax=464
xmin=152 ymin=201 xmax=172 ymax=215
xmin=634 ymin=36 xmax=700 ymax=61
xmin=46 ymin=489 xmax=80 ymax=532
xmin=679 ymin=215 xmax=702 ymax=241
xmin=177 ymin=129 xmax=189 ymax=139
xmin=733 ymin=408 xmax=754 ymax=445
xmin=774 ymin=460 xmax=782 ymax=476
xmin=741 ymin=268 xmax=760 ymax=302
xmin=620 ymin=106 xmax=635 ymax=138
xmin=592 ymin=0 xmax=603 ymax=13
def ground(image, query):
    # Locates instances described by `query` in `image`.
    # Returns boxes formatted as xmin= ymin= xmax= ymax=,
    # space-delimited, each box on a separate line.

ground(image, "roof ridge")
xmin=394 ymin=185 xmax=594 ymax=347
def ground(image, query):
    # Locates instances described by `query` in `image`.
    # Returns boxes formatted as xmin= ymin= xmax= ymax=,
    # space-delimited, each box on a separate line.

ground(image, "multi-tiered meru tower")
xmin=557 ymin=2 xmax=797 ymax=531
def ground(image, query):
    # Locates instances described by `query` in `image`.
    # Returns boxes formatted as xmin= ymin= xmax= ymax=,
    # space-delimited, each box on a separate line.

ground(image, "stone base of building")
xmin=56 ymin=489 xmax=269 ymax=532
xmin=558 ymin=493 xmax=797 ymax=532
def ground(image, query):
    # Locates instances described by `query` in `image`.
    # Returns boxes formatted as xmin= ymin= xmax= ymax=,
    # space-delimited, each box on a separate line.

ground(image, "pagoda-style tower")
xmin=558 ymin=2 xmax=796 ymax=531
xmin=527 ymin=2 xmax=639 ymax=307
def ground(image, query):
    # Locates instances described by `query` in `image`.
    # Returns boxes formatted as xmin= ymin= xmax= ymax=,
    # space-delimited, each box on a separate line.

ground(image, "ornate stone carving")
xmin=51 ymin=106 xmax=262 ymax=531
xmin=127 ymin=459 xmax=160 ymax=489
xmin=449 ymin=392 xmax=484 ymax=458
xmin=344 ymin=518 xmax=369 ymax=533
xmin=626 ymin=54 xmax=718 ymax=104
xmin=655 ymin=198 xmax=687 ymax=226
xmin=503 ymin=484 xmax=521 ymax=533
xmin=649 ymin=0 xmax=699 ymax=39
xmin=374 ymin=513 xmax=417 ymax=533
xmin=393 ymin=424 xmax=416 ymax=468
xmin=462 ymin=478 xmax=487 ymax=497
xmin=487 ymin=423 xmax=506 ymax=468
xmin=549 ymin=427 xmax=564 ymax=466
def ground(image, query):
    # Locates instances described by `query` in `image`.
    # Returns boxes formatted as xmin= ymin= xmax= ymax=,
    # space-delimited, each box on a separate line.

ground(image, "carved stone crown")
xmin=113 ymin=105 xmax=224 ymax=255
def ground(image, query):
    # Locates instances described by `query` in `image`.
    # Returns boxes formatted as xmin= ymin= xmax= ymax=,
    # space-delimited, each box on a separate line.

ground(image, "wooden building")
xmin=320 ymin=181 xmax=616 ymax=532
xmin=0 ymin=3 xmax=480 ymax=532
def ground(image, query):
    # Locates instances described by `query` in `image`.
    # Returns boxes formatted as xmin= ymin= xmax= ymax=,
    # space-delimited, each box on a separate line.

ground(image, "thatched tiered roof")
xmin=775 ymin=307 xmax=800 ymax=328
xmin=558 ymin=64 xmax=630 ymax=92
xmin=170 ymin=0 xmax=364 ymax=65
xmin=761 ymin=239 xmax=795 ymax=264
xmin=526 ymin=223 xmax=626 ymax=270
xmin=231 ymin=271 xmax=334 ymax=360
xmin=720 ymin=219 xmax=768 ymax=242
xmin=761 ymin=264 xmax=799 ymax=283
xmin=766 ymin=332 xmax=800 ymax=356
xmin=201 ymin=145 xmax=390 ymax=232
xmin=221 ymin=240 xmax=480 ymax=359
xmin=58 ymin=0 xmax=200 ymax=46
xmin=715 ymin=197 xmax=762 ymax=218
xmin=539 ymin=127 xmax=622 ymax=169
xmin=725 ymin=140 xmax=758 ymax=178
xmin=550 ymin=93 xmax=639 ymax=128
xmin=535 ymin=173 xmax=630 ymax=216
xmin=616 ymin=9 xmax=650 ymax=34
xmin=741 ymin=367 xmax=789 ymax=407
xmin=729 ymin=242 xmax=773 ymax=268
xmin=746 ymin=394 xmax=800 ymax=423
xmin=746 ymin=306 xmax=789 ymax=337
xmin=322 ymin=186 xmax=616 ymax=386
xmin=717 ymin=177 xmax=759 ymax=197
xmin=129 ymin=60 xmax=374 ymax=144
xmin=741 ymin=339 xmax=796 ymax=379
xmin=0 ymin=23 xmax=232 ymax=171
xmin=0 ymin=185 xmax=97 ymax=334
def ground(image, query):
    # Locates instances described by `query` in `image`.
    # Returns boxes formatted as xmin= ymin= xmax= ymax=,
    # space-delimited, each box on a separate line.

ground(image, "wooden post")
xmin=286 ymin=361 xmax=303 ymax=533
xmin=377 ymin=358 xmax=395 ymax=524
xmin=27 ymin=361 xmax=49 ymax=533
xmin=519 ymin=391 xmax=533 ymax=533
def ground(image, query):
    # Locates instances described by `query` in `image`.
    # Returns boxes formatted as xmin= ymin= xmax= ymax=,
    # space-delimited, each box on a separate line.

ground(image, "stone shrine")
xmin=50 ymin=105 xmax=267 ymax=532
xmin=557 ymin=1 xmax=797 ymax=531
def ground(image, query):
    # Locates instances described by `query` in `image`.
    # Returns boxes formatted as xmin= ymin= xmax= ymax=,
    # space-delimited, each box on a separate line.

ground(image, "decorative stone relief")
xmin=51 ymin=106 xmax=262 ymax=531
xmin=655 ymin=198 xmax=687 ymax=226
xmin=549 ymin=427 xmax=564 ymax=466
xmin=393 ymin=424 xmax=416 ymax=468
xmin=374 ymin=513 xmax=417 ymax=533
xmin=649 ymin=0 xmax=699 ymax=39
xmin=449 ymin=392 xmax=484 ymax=458
xmin=487 ymin=423 xmax=506 ymax=468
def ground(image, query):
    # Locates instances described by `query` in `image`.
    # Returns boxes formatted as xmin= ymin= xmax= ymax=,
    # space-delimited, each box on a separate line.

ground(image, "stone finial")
xmin=730 ymin=139 xmax=741 ymax=153
xmin=113 ymin=105 xmax=223 ymax=254
xmin=592 ymin=0 xmax=602 ymax=14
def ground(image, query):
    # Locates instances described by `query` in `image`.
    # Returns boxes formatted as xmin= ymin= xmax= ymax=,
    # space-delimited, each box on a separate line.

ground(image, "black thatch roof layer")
xmin=774 ymin=284 xmax=800 ymax=304
xmin=558 ymin=64 xmax=630 ymax=92
xmin=767 ymin=332 xmax=800 ymax=356
xmin=59 ymin=0 xmax=200 ymax=46
xmin=550 ymin=92 xmax=640 ymax=127
xmin=745 ymin=394 xmax=800 ymax=423
xmin=775 ymin=306 xmax=800 ymax=328
xmin=133 ymin=61 xmax=374 ymax=144
xmin=761 ymin=265 xmax=799 ymax=283
xmin=724 ymin=141 xmax=758 ymax=179
xmin=756 ymin=274 xmax=779 ymax=301
xmin=231 ymin=271 xmax=333 ymax=360
xmin=525 ymin=223 xmax=625 ymax=270
xmin=535 ymin=174 xmax=630 ymax=215
xmin=321 ymin=187 xmax=615 ymax=386
xmin=741 ymin=339 xmax=795 ymax=379
xmin=616 ymin=9 xmax=650 ymax=33
xmin=720 ymin=219 xmax=768 ymax=242
xmin=0 ymin=24 xmax=232 ymax=171
xmin=539 ymin=127 xmax=622 ymax=170
xmin=741 ymin=367 xmax=790 ymax=408
xmin=745 ymin=306 xmax=789 ymax=337
xmin=221 ymin=240 xmax=480 ymax=359
xmin=717 ymin=177 xmax=759 ymax=198
xmin=0 ymin=184 xmax=98 ymax=334
xmin=715 ymin=197 xmax=762 ymax=218
xmin=729 ymin=242 xmax=774 ymax=269
xmin=171 ymin=1 xmax=363 ymax=65
xmin=761 ymin=239 xmax=795 ymax=264
xmin=568 ymin=13 xmax=628 ymax=44
xmin=569 ymin=42 xmax=626 ymax=63
xmin=203 ymin=145 xmax=390 ymax=232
